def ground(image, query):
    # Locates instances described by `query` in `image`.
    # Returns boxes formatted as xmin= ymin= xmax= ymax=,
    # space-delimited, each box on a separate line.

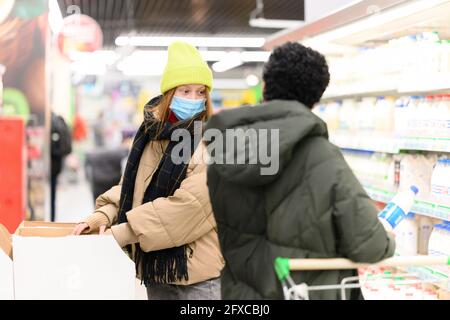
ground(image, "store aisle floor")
xmin=55 ymin=171 xmax=94 ymax=223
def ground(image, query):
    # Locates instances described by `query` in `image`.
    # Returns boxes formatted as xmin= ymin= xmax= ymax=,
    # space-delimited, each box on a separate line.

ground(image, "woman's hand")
xmin=72 ymin=223 xmax=108 ymax=235
xmin=72 ymin=223 xmax=89 ymax=235
xmin=99 ymin=225 xmax=107 ymax=235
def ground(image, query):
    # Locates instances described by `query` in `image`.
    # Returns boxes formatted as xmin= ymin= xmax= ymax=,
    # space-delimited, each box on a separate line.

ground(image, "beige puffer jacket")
xmin=83 ymin=139 xmax=224 ymax=285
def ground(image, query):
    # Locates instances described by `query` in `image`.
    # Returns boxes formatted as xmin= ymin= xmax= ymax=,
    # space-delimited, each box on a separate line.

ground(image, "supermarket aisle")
xmin=55 ymin=170 xmax=94 ymax=223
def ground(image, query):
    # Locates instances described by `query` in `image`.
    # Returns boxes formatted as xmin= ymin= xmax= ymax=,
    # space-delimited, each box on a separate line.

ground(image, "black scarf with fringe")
xmin=118 ymin=95 xmax=201 ymax=286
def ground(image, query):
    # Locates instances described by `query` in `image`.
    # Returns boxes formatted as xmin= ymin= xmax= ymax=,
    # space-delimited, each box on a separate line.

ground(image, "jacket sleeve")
xmin=92 ymin=178 xmax=123 ymax=226
xmin=332 ymin=166 xmax=396 ymax=263
xmin=122 ymin=162 xmax=216 ymax=252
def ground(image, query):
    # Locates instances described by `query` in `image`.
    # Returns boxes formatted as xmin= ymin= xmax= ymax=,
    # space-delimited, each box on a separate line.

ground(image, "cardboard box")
xmin=0 ymin=223 xmax=13 ymax=299
xmin=0 ymin=221 xmax=136 ymax=300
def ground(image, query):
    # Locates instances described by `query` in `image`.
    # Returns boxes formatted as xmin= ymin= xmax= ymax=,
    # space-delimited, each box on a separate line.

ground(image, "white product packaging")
xmin=418 ymin=216 xmax=434 ymax=255
xmin=378 ymin=185 xmax=419 ymax=232
xmin=401 ymin=213 xmax=418 ymax=256
xmin=400 ymin=154 xmax=436 ymax=197
xmin=405 ymin=96 xmax=422 ymax=137
xmin=374 ymin=97 xmax=395 ymax=133
xmin=431 ymin=158 xmax=450 ymax=204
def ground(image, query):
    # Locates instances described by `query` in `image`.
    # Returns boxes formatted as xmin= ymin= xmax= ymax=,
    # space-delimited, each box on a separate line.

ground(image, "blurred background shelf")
xmin=330 ymin=132 xmax=450 ymax=154
xmin=362 ymin=183 xmax=450 ymax=222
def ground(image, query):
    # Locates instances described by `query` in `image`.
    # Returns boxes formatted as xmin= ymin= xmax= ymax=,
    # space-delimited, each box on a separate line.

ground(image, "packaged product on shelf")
xmin=312 ymin=104 xmax=326 ymax=122
xmin=399 ymin=154 xmax=437 ymax=197
xmin=401 ymin=213 xmax=419 ymax=256
xmin=391 ymin=154 xmax=404 ymax=188
xmin=394 ymin=97 xmax=410 ymax=137
xmin=430 ymin=158 xmax=450 ymax=204
xmin=434 ymin=94 xmax=450 ymax=139
xmin=343 ymin=150 xmax=392 ymax=185
xmin=418 ymin=216 xmax=434 ymax=255
xmin=427 ymin=96 xmax=441 ymax=138
xmin=378 ymin=185 xmax=419 ymax=231
xmin=328 ymin=101 xmax=341 ymax=131
xmin=427 ymin=223 xmax=449 ymax=274
xmin=374 ymin=97 xmax=395 ymax=133
xmin=437 ymin=289 xmax=450 ymax=300
xmin=439 ymin=40 xmax=450 ymax=73
xmin=394 ymin=218 xmax=406 ymax=254
xmin=404 ymin=96 xmax=423 ymax=137
xmin=357 ymin=97 xmax=376 ymax=132
xmin=313 ymin=101 xmax=340 ymax=131
xmin=369 ymin=153 xmax=394 ymax=185
xmin=339 ymin=99 xmax=357 ymax=132
xmin=415 ymin=96 xmax=434 ymax=137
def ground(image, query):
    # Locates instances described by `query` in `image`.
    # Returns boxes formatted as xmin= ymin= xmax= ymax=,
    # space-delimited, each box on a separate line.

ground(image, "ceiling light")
xmin=212 ymin=52 xmax=243 ymax=73
xmin=71 ymin=60 xmax=106 ymax=76
xmin=117 ymin=51 xmax=167 ymax=76
xmin=249 ymin=18 xmax=303 ymax=29
xmin=68 ymin=50 xmax=120 ymax=66
xmin=115 ymin=36 xmax=266 ymax=48
xmin=214 ymin=79 xmax=249 ymax=89
xmin=115 ymin=49 xmax=271 ymax=75
xmin=240 ymin=51 xmax=271 ymax=62
xmin=246 ymin=74 xmax=260 ymax=87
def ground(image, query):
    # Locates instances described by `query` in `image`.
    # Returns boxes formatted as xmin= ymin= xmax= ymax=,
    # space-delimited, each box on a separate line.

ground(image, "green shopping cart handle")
xmin=274 ymin=257 xmax=291 ymax=282
xmin=274 ymin=256 xmax=450 ymax=282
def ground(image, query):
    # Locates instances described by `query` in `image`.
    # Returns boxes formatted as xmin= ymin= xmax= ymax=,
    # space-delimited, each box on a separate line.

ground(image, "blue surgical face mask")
xmin=170 ymin=96 xmax=206 ymax=120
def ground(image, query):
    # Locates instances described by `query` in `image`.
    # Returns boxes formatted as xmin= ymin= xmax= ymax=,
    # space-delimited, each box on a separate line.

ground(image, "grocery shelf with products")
xmin=358 ymin=264 xmax=449 ymax=299
xmin=362 ymin=183 xmax=450 ymax=222
xmin=315 ymin=94 xmax=450 ymax=153
xmin=321 ymin=32 xmax=450 ymax=100
xmin=330 ymin=133 xmax=450 ymax=154
xmin=264 ymin=0 xmax=450 ymax=300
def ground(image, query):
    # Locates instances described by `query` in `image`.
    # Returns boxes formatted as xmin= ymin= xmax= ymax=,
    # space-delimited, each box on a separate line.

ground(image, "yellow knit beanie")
xmin=160 ymin=41 xmax=213 ymax=94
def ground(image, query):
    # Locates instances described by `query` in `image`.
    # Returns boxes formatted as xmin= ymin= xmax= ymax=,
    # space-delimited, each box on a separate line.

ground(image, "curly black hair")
xmin=263 ymin=42 xmax=330 ymax=108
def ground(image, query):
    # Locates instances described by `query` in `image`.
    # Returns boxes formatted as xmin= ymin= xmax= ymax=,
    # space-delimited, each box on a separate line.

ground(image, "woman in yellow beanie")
xmin=73 ymin=41 xmax=224 ymax=300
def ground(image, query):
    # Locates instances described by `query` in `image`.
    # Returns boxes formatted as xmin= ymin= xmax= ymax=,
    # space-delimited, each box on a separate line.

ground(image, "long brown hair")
xmin=147 ymin=86 xmax=214 ymax=136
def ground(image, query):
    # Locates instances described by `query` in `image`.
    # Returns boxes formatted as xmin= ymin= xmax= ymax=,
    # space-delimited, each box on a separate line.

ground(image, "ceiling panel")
xmin=58 ymin=0 xmax=305 ymax=46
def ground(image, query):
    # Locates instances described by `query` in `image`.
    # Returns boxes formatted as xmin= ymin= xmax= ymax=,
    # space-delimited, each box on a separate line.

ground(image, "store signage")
xmin=57 ymin=14 xmax=103 ymax=59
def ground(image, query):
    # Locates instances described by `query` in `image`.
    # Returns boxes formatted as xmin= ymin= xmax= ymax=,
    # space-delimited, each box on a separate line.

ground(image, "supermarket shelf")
xmin=362 ymin=184 xmax=450 ymax=222
xmin=321 ymin=75 xmax=450 ymax=102
xmin=330 ymin=133 xmax=399 ymax=153
xmin=330 ymin=132 xmax=450 ymax=154
xmin=398 ymin=74 xmax=450 ymax=94
xmin=400 ymin=264 xmax=449 ymax=291
xmin=321 ymin=89 xmax=398 ymax=102
xmin=401 ymin=137 xmax=450 ymax=153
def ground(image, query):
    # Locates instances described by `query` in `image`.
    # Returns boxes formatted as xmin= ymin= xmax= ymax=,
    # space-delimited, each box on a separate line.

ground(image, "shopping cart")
xmin=274 ymin=255 xmax=450 ymax=300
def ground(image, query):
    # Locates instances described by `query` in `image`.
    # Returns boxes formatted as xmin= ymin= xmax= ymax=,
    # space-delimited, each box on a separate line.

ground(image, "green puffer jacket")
xmin=205 ymin=100 xmax=395 ymax=300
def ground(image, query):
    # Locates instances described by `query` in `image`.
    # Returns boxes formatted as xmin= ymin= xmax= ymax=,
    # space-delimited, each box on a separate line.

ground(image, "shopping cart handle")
xmin=275 ymin=256 xmax=450 ymax=278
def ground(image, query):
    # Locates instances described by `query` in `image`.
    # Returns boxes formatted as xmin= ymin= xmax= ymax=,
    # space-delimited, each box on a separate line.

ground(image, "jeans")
xmin=146 ymin=278 xmax=221 ymax=300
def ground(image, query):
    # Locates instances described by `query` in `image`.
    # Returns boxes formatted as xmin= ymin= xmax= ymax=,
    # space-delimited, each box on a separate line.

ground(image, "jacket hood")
xmin=204 ymin=100 xmax=328 ymax=187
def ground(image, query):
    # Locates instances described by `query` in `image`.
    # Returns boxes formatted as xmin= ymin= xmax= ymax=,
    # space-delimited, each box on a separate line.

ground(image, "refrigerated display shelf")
xmin=401 ymin=137 xmax=450 ymax=153
xmin=401 ymin=265 xmax=449 ymax=291
xmin=330 ymin=132 xmax=450 ymax=154
xmin=330 ymin=133 xmax=399 ymax=153
xmin=321 ymin=74 xmax=450 ymax=102
xmin=362 ymin=184 xmax=450 ymax=222
xmin=321 ymin=89 xmax=398 ymax=102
